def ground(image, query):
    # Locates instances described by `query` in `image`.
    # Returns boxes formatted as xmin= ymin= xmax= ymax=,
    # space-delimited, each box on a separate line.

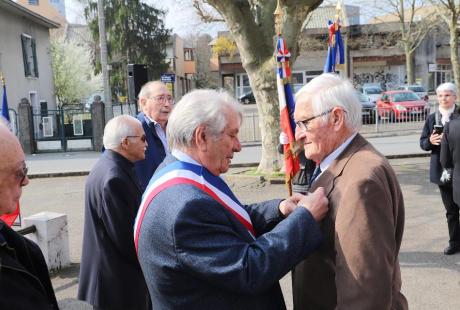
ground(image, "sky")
xmin=64 ymin=0 xmax=227 ymax=37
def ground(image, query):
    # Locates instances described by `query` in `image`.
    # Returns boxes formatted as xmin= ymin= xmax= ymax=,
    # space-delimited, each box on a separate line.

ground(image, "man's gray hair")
xmin=103 ymin=115 xmax=141 ymax=150
xmin=138 ymin=81 xmax=166 ymax=99
xmin=295 ymin=73 xmax=362 ymax=131
xmin=436 ymin=82 xmax=457 ymax=96
xmin=167 ymin=89 xmax=242 ymax=149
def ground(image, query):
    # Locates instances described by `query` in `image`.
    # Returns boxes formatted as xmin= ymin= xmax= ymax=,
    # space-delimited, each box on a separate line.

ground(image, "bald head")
xmin=0 ymin=118 xmax=28 ymax=215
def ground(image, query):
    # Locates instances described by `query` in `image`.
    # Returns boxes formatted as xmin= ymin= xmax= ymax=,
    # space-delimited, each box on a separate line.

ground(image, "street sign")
xmin=160 ymin=73 xmax=175 ymax=83
xmin=428 ymin=64 xmax=437 ymax=72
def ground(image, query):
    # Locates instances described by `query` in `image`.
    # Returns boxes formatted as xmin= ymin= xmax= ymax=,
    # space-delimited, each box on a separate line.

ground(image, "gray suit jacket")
xmin=293 ymin=134 xmax=407 ymax=310
xmin=137 ymin=155 xmax=323 ymax=310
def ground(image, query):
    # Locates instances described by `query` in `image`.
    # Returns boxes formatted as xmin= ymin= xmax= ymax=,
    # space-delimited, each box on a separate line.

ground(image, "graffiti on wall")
xmin=353 ymin=70 xmax=402 ymax=89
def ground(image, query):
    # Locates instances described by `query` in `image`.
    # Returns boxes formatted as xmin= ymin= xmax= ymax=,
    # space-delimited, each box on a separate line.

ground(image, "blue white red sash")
xmin=133 ymin=160 xmax=255 ymax=253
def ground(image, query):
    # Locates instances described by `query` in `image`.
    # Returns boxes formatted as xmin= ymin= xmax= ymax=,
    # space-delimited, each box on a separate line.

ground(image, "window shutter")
xmin=21 ymin=35 xmax=30 ymax=77
xmin=32 ymin=38 xmax=39 ymax=77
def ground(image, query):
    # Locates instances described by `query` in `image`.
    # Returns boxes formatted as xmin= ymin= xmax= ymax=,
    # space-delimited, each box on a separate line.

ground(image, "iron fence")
xmin=238 ymin=100 xmax=436 ymax=143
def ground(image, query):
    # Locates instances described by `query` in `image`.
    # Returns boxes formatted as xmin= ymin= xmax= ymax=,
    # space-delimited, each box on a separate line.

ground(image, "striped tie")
xmin=310 ymin=165 xmax=322 ymax=184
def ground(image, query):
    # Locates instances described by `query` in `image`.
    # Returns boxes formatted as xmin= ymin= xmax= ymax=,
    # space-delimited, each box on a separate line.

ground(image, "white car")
xmin=397 ymin=85 xmax=428 ymax=101
xmin=85 ymin=92 xmax=105 ymax=110
xmin=361 ymin=86 xmax=383 ymax=104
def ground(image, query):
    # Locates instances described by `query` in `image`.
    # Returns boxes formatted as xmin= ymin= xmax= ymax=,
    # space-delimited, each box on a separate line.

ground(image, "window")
xmin=28 ymin=0 xmax=39 ymax=5
xmin=291 ymin=72 xmax=305 ymax=93
xmin=21 ymin=34 xmax=38 ymax=78
xmin=184 ymin=49 xmax=194 ymax=61
xmin=236 ymin=74 xmax=251 ymax=97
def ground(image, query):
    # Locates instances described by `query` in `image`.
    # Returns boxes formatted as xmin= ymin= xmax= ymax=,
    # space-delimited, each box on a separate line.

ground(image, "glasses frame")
xmin=126 ymin=135 xmax=147 ymax=143
xmin=296 ymin=109 xmax=334 ymax=132
xmin=16 ymin=166 xmax=28 ymax=185
xmin=150 ymin=95 xmax=174 ymax=104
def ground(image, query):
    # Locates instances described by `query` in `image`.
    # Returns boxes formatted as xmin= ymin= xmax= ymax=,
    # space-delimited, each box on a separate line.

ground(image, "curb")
xmin=27 ymin=153 xmax=430 ymax=180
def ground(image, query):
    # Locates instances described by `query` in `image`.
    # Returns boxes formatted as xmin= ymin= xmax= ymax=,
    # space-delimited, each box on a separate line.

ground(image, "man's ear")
xmin=332 ymin=108 xmax=345 ymax=130
xmin=138 ymin=98 xmax=146 ymax=110
xmin=194 ymin=125 xmax=208 ymax=152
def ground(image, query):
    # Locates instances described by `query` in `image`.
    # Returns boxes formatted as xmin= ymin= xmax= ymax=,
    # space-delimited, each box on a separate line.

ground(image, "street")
xmin=18 ymin=157 xmax=460 ymax=310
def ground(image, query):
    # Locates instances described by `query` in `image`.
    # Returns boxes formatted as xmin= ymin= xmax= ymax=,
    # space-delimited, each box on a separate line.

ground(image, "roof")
xmin=0 ymin=0 xmax=60 ymax=28
xmin=304 ymin=5 xmax=360 ymax=29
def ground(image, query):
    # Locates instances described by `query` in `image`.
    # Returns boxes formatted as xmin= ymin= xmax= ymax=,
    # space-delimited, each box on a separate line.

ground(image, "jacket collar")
xmin=104 ymin=150 xmax=142 ymax=192
xmin=310 ymin=133 xmax=368 ymax=197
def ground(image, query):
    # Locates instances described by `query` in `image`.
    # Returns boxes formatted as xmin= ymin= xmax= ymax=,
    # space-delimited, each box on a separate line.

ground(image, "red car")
xmin=376 ymin=90 xmax=429 ymax=121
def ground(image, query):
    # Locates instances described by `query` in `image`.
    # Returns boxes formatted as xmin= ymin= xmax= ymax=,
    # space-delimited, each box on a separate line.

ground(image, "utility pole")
xmin=97 ymin=0 xmax=113 ymax=121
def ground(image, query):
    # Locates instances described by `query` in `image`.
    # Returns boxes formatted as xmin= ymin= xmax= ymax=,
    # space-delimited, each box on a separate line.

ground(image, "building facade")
xmin=0 ymin=0 xmax=59 ymax=118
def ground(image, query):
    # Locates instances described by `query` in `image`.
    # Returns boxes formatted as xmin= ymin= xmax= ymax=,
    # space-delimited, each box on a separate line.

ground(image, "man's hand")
xmin=298 ymin=187 xmax=329 ymax=222
xmin=279 ymin=193 xmax=305 ymax=217
xmin=430 ymin=131 xmax=442 ymax=145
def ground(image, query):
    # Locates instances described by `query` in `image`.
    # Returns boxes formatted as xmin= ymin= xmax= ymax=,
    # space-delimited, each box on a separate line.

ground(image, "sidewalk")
xmin=25 ymin=134 xmax=427 ymax=177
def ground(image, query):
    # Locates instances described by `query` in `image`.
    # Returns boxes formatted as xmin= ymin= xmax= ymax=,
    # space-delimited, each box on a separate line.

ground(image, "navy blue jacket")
xmin=134 ymin=112 xmax=167 ymax=191
xmin=137 ymin=155 xmax=323 ymax=310
xmin=420 ymin=109 xmax=458 ymax=184
xmin=78 ymin=150 xmax=149 ymax=309
xmin=0 ymin=220 xmax=58 ymax=310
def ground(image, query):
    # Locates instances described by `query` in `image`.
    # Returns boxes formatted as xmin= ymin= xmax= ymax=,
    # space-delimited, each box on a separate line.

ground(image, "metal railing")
xmin=17 ymin=225 xmax=36 ymax=236
xmin=238 ymin=101 xmax=435 ymax=143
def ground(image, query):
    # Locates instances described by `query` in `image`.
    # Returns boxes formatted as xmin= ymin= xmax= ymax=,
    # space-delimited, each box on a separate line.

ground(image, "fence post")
xmin=92 ymin=100 xmax=105 ymax=152
xmin=252 ymin=113 xmax=257 ymax=141
xmin=17 ymin=98 xmax=35 ymax=154
xmin=23 ymin=212 xmax=70 ymax=272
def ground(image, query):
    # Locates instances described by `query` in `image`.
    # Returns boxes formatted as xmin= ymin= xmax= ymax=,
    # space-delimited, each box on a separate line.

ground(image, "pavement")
xmin=19 ymin=133 xmax=460 ymax=310
xmin=25 ymin=133 xmax=427 ymax=177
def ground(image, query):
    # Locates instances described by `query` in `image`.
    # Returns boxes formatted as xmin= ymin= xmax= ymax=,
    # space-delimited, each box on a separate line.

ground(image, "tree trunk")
xmin=206 ymin=0 xmax=322 ymax=173
xmin=405 ymin=48 xmax=414 ymax=84
xmin=449 ymin=18 xmax=460 ymax=88
xmin=246 ymin=59 xmax=282 ymax=173
xmin=97 ymin=0 xmax=113 ymax=121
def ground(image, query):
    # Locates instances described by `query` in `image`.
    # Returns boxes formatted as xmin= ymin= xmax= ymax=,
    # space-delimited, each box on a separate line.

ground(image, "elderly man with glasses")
xmin=0 ymin=118 xmax=59 ymax=309
xmin=135 ymin=81 xmax=173 ymax=191
xmin=292 ymin=73 xmax=408 ymax=310
xmin=78 ymin=115 xmax=150 ymax=310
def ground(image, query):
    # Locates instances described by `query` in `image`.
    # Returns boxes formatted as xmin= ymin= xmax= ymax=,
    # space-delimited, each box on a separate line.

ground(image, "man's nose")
xmin=233 ymin=137 xmax=242 ymax=152
xmin=295 ymin=126 xmax=306 ymax=141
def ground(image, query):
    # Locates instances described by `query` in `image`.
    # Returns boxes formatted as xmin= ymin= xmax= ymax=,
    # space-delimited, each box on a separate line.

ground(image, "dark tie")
xmin=310 ymin=165 xmax=322 ymax=184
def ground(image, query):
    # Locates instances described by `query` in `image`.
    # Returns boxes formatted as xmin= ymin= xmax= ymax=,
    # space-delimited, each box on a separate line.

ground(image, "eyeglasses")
xmin=151 ymin=95 xmax=173 ymax=104
xmin=126 ymin=134 xmax=147 ymax=142
xmin=16 ymin=165 xmax=28 ymax=185
xmin=296 ymin=109 xmax=333 ymax=132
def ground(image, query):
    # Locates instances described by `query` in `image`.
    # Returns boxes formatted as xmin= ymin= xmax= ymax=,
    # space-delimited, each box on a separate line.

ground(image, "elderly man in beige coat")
xmin=292 ymin=73 xmax=408 ymax=310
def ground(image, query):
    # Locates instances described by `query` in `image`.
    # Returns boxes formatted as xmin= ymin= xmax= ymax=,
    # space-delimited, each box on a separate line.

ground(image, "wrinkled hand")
xmin=279 ymin=193 xmax=305 ymax=217
xmin=298 ymin=187 xmax=329 ymax=222
xmin=430 ymin=132 xmax=442 ymax=145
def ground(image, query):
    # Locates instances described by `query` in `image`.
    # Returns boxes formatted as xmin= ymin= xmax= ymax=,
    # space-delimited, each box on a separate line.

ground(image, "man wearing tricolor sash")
xmin=135 ymin=89 xmax=329 ymax=309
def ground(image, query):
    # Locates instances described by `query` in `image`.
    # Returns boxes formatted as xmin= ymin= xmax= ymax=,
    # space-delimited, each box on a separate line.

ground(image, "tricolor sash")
xmin=133 ymin=160 xmax=255 ymax=254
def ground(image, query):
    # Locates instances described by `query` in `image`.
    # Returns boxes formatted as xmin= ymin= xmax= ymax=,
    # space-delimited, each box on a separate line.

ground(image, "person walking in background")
xmin=135 ymin=81 xmax=172 ymax=190
xmin=135 ymin=89 xmax=329 ymax=309
xmin=0 ymin=118 xmax=59 ymax=310
xmin=78 ymin=115 xmax=150 ymax=310
xmin=292 ymin=73 xmax=407 ymax=310
xmin=420 ymin=82 xmax=460 ymax=255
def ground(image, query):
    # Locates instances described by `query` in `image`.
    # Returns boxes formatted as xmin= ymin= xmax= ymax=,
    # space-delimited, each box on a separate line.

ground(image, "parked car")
xmin=239 ymin=91 xmax=255 ymax=104
xmin=376 ymin=90 xmax=429 ymax=121
xmin=397 ymin=85 xmax=428 ymax=101
xmin=361 ymin=86 xmax=383 ymax=104
xmin=356 ymin=92 xmax=376 ymax=124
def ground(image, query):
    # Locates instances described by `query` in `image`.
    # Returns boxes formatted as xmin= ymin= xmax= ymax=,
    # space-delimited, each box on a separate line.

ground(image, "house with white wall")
xmin=0 ymin=0 xmax=59 ymax=121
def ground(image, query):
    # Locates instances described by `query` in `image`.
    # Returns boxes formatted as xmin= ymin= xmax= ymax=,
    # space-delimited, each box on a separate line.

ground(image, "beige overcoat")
xmin=293 ymin=134 xmax=408 ymax=310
